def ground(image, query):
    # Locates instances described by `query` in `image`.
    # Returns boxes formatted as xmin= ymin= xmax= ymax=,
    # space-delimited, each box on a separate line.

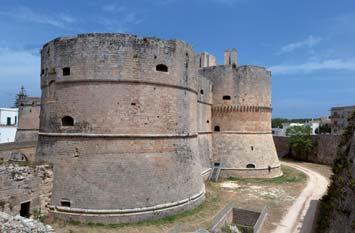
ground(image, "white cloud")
xmin=269 ymin=59 xmax=355 ymax=74
xmin=0 ymin=6 xmax=76 ymax=29
xmin=102 ymin=3 xmax=126 ymax=13
xmin=0 ymin=47 xmax=39 ymax=78
xmin=97 ymin=9 xmax=142 ymax=32
xmin=278 ymin=35 xmax=321 ymax=54
xmin=0 ymin=46 xmax=40 ymax=107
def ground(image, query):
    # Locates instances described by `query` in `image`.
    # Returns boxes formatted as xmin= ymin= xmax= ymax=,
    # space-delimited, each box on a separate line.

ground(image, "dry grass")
xmin=47 ymin=164 xmax=318 ymax=233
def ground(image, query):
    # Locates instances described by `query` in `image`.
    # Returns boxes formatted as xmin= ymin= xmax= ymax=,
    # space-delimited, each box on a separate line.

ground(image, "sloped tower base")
xmin=213 ymin=134 xmax=282 ymax=178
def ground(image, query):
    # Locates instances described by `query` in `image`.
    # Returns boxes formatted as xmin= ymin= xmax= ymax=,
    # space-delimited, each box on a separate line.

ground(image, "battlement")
xmin=42 ymin=33 xmax=191 ymax=52
xmin=18 ymin=97 xmax=41 ymax=107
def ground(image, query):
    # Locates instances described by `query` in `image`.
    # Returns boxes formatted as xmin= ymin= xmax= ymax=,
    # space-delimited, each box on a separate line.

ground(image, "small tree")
xmin=286 ymin=126 xmax=314 ymax=159
xmin=14 ymin=86 xmax=27 ymax=108
xmin=315 ymin=124 xmax=331 ymax=134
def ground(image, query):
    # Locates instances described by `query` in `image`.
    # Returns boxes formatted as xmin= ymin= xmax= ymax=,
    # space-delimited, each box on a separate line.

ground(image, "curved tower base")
xmin=48 ymin=193 xmax=204 ymax=224
xmin=219 ymin=166 xmax=282 ymax=179
xmin=213 ymin=133 xmax=282 ymax=179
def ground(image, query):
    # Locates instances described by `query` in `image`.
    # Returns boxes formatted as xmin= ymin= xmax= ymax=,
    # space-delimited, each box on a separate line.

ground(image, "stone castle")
xmin=35 ymin=33 xmax=281 ymax=223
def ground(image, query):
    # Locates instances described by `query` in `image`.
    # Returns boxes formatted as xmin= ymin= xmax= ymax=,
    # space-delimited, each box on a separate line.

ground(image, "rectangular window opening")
xmin=20 ymin=201 xmax=31 ymax=218
xmin=61 ymin=199 xmax=71 ymax=207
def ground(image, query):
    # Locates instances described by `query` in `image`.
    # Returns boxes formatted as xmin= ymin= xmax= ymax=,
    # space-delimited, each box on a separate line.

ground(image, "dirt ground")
xmin=45 ymin=160 xmax=331 ymax=233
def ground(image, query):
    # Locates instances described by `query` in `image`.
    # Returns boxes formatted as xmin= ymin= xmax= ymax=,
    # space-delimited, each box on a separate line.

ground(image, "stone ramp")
xmin=209 ymin=167 xmax=221 ymax=182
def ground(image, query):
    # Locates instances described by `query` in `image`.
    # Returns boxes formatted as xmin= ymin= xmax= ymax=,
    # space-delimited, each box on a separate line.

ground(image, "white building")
xmin=272 ymin=121 xmax=320 ymax=136
xmin=0 ymin=108 xmax=18 ymax=143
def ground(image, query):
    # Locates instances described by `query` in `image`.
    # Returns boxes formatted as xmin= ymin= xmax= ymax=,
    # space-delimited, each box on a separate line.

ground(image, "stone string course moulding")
xmin=35 ymin=33 xmax=281 ymax=223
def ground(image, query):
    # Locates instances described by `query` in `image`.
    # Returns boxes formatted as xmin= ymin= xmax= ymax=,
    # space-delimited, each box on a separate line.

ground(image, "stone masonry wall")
xmin=16 ymin=97 xmax=41 ymax=142
xmin=0 ymin=141 xmax=37 ymax=162
xmin=197 ymin=74 xmax=213 ymax=171
xmin=0 ymin=163 xmax=53 ymax=216
xmin=200 ymin=65 xmax=281 ymax=178
xmin=37 ymin=33 xmax=204 ymax=223
xmin=273 ymin=135 xmax=340 ymax=165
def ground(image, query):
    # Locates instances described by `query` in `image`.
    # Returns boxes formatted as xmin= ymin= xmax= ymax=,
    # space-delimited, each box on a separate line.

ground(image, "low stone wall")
xmin=273 ymin=135 xmax=340 ymax=165
xmin=15 ymin=129 xmax=39 ymax=143
xmin=273 ymin=136 xmax=289 ymax=157
xmin=209 ymin=204 xmax=266 ymax=233
xmin=0 ymin=141 xmax=37 ymax=161
xmin=0 ymin=162 xmax=53 ymax=217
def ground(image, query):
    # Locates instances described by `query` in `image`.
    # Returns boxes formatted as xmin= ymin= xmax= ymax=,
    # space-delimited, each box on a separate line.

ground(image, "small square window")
xmin=63 ymin=67 xmax=70 ymax=76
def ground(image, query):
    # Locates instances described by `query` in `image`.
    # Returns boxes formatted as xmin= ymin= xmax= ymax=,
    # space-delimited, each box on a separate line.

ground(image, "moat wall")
xmin=273 ymin=135 xmax=340 ymax=165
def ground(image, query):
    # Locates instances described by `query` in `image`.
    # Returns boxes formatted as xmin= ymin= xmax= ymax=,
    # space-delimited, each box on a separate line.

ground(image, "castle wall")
xmin=197 ymin=75 xmax=213 ymax=174
xmin=274 ymin=135 xmax=340 ymax=165
xmin=36 ymin=33 xmax=204 ymax=223
xmin=0 ymin=141 xmax=37 ymax=162
xmin=201 ymin=65 xmax=281 ymax=178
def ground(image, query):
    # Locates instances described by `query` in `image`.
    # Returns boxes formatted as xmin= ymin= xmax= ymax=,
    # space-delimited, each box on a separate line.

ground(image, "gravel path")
xmin=271 ymin=161 xmax=329 ymax=233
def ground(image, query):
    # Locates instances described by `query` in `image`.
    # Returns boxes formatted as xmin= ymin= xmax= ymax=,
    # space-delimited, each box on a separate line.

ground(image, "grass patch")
xmin=227 ymin=165 xmax=307 ymax=185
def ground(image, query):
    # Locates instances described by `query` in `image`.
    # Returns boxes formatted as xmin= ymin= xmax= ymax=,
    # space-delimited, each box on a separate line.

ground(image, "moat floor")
xmin=47 ymin=159 xmax=332 ymax=233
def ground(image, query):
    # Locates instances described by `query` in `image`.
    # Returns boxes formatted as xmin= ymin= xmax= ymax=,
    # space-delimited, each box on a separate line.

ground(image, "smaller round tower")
xmin=201 ymin=59 xmax=282 ymax=178
xmin=15 ymin=97 xmax=41 ymax=142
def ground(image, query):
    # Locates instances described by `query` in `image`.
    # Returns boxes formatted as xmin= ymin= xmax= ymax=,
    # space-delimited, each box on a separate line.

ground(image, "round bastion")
xmin=36 ymin=33 xmax=205 ymax=223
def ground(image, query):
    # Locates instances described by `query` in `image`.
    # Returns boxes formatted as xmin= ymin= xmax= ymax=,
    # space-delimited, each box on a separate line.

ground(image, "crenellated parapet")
xmin=212 ymin=105 xmax=272 ymax=114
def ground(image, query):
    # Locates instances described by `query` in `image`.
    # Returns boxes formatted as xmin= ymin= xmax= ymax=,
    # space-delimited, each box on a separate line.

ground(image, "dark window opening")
xmin=41 ymin=69 xmax=44 ymax=75
xmin=61 ymin=200 xmax=71 ymax=207
xmin=62 ymin=116 xmax=74 ymax=127
xmin=246 ymin=164 xmax=255 ymax=169
xmin=214 ymin=126 xmax=220 ymax=132
xmin=20 ymin=201 xmax=30 ymax=218
xmin=63 ymin=67 xmax=70 ymax=76
xmin=156 ymin=64 xmax=168 ymax=72
xmin=206 ymin=120 xmax=210 ymax=123
xmin=268 ymin=166 xmax=271 ymax=172
xmin=15 ymin=116 xmax=17 ymax=125
xmin=214 ymin=162 xmax=221 ymax=167
xmin=131 ymin=103 xmax=136 ymax=106
xmin=6 ymin=117 xmax=11 ymax=126
xmin=251 ymin=146 xmax=254 ymax=151
xmin=223 ymin=95 xmax=231 ymax=100
xmin=154 ymin=55 xmax=157 ymax=59
xmin=200 ymin=89 xmax=204 ymax=95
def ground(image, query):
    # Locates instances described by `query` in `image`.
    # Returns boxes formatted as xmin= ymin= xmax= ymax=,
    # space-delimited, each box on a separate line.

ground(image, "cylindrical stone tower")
xmin=36 ymin=33 xmax=205 ymax=223
xmin=201 ymin=65 xmax=282 ymax=178
xmin=15 ymin=97 xmax=41 ymax=142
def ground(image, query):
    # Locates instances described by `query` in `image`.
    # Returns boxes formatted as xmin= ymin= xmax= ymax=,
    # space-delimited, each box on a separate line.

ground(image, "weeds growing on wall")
xmin=314 ymin=111 xmax=355 ymax=233
xmin=286 ymin=125 xmax=314 ymax=160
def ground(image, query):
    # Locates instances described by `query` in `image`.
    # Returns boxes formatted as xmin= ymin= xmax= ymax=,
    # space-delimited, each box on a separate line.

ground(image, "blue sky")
xmin=1 ymin=0 xmax=355 ymax=118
